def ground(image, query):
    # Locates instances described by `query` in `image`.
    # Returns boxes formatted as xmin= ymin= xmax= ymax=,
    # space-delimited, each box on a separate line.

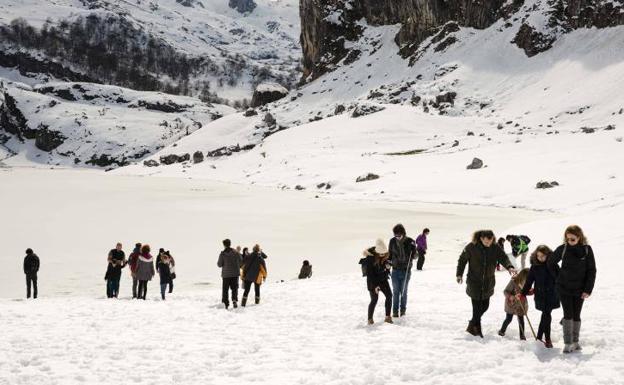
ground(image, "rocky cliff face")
xmin=300 ymin=0 xmax=624 ymax=80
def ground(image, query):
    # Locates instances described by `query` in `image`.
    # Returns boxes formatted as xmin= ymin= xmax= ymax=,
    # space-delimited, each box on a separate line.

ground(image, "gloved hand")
xmin=456 ymin=276 xmax=463 ymax=284
xmin=516 ymin=293 xmax=526 ymax=301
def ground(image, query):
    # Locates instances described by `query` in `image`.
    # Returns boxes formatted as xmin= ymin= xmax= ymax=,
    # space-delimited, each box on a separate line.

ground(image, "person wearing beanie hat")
xmin=361 ymin=238 xmax=393 ymax=325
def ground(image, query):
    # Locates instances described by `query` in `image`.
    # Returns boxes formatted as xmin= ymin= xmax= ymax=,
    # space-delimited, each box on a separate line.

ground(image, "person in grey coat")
xmin=135 ymin=244 xmax=155 ymax=300
xmin=217 ymin=239 xmax=242 ymax=309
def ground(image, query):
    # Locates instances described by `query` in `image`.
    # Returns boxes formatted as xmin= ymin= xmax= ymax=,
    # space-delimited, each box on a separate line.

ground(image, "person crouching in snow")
xmin=241 ymin=244 xmax=267 ymax=306
xmin=498 ymin=268 xmax=530 ymax=340
xmin=298 ymin=260 xmax=313 ymax=279
xmin=362 ymin=239 xmax=393 ymax=325
xmin=158 ymin=253 xmax=172 ymax=300
xmin=520 ymin=245 xmax=560 ymax=348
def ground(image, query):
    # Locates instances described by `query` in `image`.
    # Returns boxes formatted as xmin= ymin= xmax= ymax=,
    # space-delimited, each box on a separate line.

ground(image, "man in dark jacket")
xmin=457 ymin=230 xmax=515 ymax=337
xmin=106 ymin=243 xmax=126 ymax=298
xmin=388 ymin=224 xmax=416 ymax=318
xmin=217 ymin=239 xmax=242 ymax=309
xmin=23 ymin=248 xmax=40 ymax=299
xmin=128 ymin=243 xmax=141 ymax=299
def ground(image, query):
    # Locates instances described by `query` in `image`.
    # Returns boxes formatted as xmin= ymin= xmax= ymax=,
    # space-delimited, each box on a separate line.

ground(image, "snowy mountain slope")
xmin=0 ymin=0 xmax=301 ymax=103
xmin=119 ymin=21 xmax=624 ymax=213
xmin=1 ymin=79 xmax=234 ymax=167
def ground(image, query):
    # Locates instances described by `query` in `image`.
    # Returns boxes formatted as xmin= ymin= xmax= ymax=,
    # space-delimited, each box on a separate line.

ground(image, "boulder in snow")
xmin=251 ymin=83 xmax=288 ymax=107
xmin=143 ymin=159 xmax=160 ymax=167
xmin=466 ymin=158 xmax=484 ymax=170
xmin=351 ymin=104 xmax=385 ymax=118
xmin=35 ymin=126 xmax=65 ymax=152
xmin=356 ymin=173 xmax=380 ymax=183
xmin=536 ymin=181 xmax=560 ymax=189
xmin=193 ymin=151 xmax=204 ymax=164
xmin=243 ymin=108 xmax=258 ymax=117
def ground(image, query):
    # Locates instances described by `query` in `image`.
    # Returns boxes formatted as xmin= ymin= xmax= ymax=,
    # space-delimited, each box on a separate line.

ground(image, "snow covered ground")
xmin=1 ymin=167 xmax=623 ymax=384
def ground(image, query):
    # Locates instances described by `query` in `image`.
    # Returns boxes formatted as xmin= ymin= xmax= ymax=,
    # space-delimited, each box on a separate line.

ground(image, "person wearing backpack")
xmin=135 ymin=244 xmax=155 ymax=300
xmin=23 ymin=248 xmax=40 ymax=299
xmin=361 ymin=239 xmax=393 ymax=325
xmin=241 ymin=244 xmax=267 ymax=306
xmin=388 ymin=224 xmax=416 ymax=318
xmin=105 ymin=242 xmax=126 ymax=298
xmin=217 ymin=239 xmax=242 ymax=309
xmin=548 ymin=225 xmax=596 ymax=353
xmin=456 ymin=230 xmax=516 ymax=338
xmin=506 ymin=234 xmax=531 ymax=269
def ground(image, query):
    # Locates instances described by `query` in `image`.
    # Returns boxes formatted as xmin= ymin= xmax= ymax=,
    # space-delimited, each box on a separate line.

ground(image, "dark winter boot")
xmin=241 ymin=297 xmax=247 ymax=307
xmin=544 ymin=339 xmax=553 ymax=349
xmin=466 ymin=321 xmax=479 ymax=337
xmin=572 ymin=321 xmax=582 ymax=351
xmin=400 ymin=309 xmax=406 ymax=317
xmin=233 ymin=301 xmax=238 ymax=309
xmin=255 ymin=296 xmax=260 ymax=305
xmin=224 ymin=302 xmax=229 ymax=310
xmin=498 ymin=329 xmax=506 ymax=337
xmin=562 ymin=319 xmax=574 ymax=353
xmin=477 ymin=323 xmax=484 ymax=338
xmin=368 ymin=319 xmax=374 ymax=325
xmin=384 ymin=316 xmax=393 ymax=324
xmin=393 ymin=312 xmax=399 ymax=318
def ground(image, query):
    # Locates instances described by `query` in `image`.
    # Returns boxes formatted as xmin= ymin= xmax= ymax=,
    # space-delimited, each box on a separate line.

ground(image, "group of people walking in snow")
xmin=360 ymin=225 xmax=429 ymax=324
xmin=455 ymin=225 xmax=596 ymax=353
xmin=103 ymin=242 xmax=176 ymax=300
xmin=218 ymin=240 xmax=268 ymax=308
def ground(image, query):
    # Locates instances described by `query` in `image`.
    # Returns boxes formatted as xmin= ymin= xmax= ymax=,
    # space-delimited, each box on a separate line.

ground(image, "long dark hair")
xmin=564 ymin=225 xmax=588 ymax=245
xmin=472 ymin=230 xmax=495 ymax=244
xmin=530 ymin=245 xmax=553 ymax=265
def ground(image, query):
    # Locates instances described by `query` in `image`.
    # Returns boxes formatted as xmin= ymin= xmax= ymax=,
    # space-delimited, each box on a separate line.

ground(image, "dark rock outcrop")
xmin=0 ymin=91 xmax=28 ymax=139
xmin=143 ymin=159 xmax=160 ymax=167
xmin=251 ymin=83 xmax=288 ymax=107
xmin=159 ymin=153 xmax=190 ymax=165
xmin=34 ymin=125 xmax=66 ymax=152
xmin=351 ymin=104 xmax=385 ymax=118
xmin=229 ymin=0 xmax=257 ymax=13
xmin=206 ymin=144 xmax=256 ymax=158
xmin=536 ymin=181 xmax=559 ymax=189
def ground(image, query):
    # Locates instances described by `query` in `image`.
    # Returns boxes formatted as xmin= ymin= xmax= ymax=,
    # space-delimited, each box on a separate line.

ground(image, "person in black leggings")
xmin=548 ymin=225 xmax=596 ymax=353
xmin=521 ymin=245 xmax=560 ymax=348
xmin=361 ymin=239 xmax=392 ymax=325
xmin=457 ymin=230 xmax=516 ymax=338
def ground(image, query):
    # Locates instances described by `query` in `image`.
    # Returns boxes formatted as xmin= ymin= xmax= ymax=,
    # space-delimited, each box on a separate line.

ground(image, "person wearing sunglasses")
xmin=548 ymin=225 xmax=596 ymax=353
xmin=457 ymin=230 xmax=516 ymax=337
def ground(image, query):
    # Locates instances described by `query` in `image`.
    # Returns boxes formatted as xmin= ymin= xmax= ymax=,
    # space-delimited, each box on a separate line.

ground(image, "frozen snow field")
xmin=1 ymin=167 xmax=623 ymax=385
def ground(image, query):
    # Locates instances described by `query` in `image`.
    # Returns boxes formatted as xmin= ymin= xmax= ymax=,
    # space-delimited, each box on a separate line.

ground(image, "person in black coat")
xmin=106 ymin=243 xmax=126 ymax=298
xmin=241 ymin=244 xmax=267 ymax=306
xmin=23 ymin=248 xmax=40 ymax=299
xmin=547 ymin=225 xmax=596 ymax=353
xmin=361 ymin=239 xmax=392 ymax=325
xmin=521 ymin=245 xmax=560 ymax=348
xmin=388 ymin=223 xmax=416 ymax=318
xmin=158 ymin=253 xmax=172 ymax=300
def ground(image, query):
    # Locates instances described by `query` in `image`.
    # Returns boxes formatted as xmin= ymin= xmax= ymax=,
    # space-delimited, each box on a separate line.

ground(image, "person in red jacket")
xmin=127 ymin=243 xmax=141 ymax=299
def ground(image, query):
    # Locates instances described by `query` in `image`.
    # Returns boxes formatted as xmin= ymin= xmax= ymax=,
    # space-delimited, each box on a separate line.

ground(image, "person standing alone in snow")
xmin=217 ymin=239 xmax=242 ymax=309
xmin=241 ymin=244 xmax=267 ymax=306
xmin=415 ymin=228 xmax=430 ymax=271
xmin=548 ymin=225 xmax=596 ymax=353
xmin=362 ymin=239 xmax=393 ymax=324
xmin=506 ymin=234 xmax=531 ymax=269
xmin=23 ymin=248 xmax=40 ymax=299
xmin=456 ymin=230 xmax=516 ymax=337
xmin=388 ymin=224 xmax=416 ymax=318
xmin=521 ymin=245 xmax=560 ymax=348
xmin=135 ymin=244 xmax=155 ymax=300
xmin=105 ymin=242 xmax=126 ymax=298
xmin=128 ymin=243 xmax=141 ymax=299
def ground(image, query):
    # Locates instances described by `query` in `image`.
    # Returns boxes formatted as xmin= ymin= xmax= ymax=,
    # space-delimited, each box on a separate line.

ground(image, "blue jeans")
xmin=160 ymin=284 xmax=167 ymax=300
xmin=391 ymin=269 xmax=411 ymax=314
